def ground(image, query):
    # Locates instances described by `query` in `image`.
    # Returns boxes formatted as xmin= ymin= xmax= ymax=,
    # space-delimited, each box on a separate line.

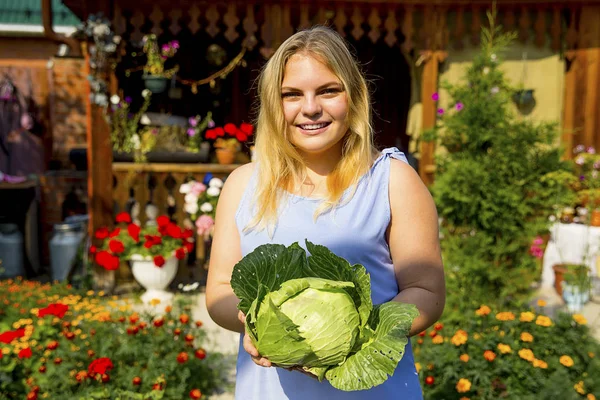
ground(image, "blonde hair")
xmin=248 ymin=26 xmax=376 ymax=231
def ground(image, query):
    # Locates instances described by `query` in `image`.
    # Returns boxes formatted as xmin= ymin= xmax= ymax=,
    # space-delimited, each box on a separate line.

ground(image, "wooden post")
xmin=418 ymin=50 xmax=447 ymax=186
xmin=84 ymin=44 xmax=116 ymax=290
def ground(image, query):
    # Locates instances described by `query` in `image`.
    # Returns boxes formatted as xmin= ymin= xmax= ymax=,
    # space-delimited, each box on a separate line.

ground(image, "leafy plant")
xmin=413 ymin=303 xmax=600 ymax=399
xmin=423 ymin=7 xmax=573 ymax=312
xmin=230 ymin=240 xmax=418 ymax=391
xmin=142 ymin=34 xmax=179 ymax=78
xmin=109 ymin=90 xmax=152 ymax=158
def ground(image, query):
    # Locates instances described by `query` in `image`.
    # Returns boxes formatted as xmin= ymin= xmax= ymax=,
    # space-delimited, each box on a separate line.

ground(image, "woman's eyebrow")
xmin=281 ymin=82 xmax=342 ymax=91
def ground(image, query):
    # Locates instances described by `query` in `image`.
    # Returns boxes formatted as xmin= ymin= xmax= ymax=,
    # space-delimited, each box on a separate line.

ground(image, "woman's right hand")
xmin=238 ymin=311 xmax=272 ymax=368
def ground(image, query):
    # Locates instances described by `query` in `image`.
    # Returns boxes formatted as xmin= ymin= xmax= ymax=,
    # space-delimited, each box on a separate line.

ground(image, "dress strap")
xmin=379 ymin=147 xmax=408 ymax=164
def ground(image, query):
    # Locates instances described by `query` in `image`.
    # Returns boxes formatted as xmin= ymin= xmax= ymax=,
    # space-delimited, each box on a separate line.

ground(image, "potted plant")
xmin=141 ymin=34 xmax=179 ymax=93
xmin=205 ymin=122 xmax=253 ymax=164
xmin=92 ymin=212 xmax=194 ymax=304
xmin=109 ymin=90 xmax=152 ymax=162
xmin=554 ymin=263 xmax=592 ymax=312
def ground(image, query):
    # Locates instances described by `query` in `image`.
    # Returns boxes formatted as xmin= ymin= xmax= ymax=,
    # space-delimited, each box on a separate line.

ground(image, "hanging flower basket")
xmin=143 ymin=75 xmax=169 ymax=94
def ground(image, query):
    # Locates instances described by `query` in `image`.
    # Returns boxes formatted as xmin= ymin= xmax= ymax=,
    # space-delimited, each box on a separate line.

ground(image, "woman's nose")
xmin=301 ymin=95 xmax=322 ymax=116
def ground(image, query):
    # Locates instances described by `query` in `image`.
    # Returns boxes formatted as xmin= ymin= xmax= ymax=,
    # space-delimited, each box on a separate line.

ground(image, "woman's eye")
xmin=281 ymin=92 xmax=299 ymax=98
xmin=321 ymin=88 xmax=341 ymax=95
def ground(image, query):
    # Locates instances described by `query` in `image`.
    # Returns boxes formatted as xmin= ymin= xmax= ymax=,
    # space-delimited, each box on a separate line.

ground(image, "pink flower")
xmin=195 ymin=215 xmax=215 ymax=236
xmin=437 ymin=108 xmax=445 ymax=116
xmin=455 ymin=102 xmax=464 ymax=111
xmin=431 ymin=92 xmax=439 ymax=101
xmin=191 ymin=182 xmax=207 ymax=196
xmin=533 ymin=236 xmax=544 ymax=245
xmin=189 ymin=117 xmax=198 ymax=127
xmin=187 ymin=128 xmax=196 ymax=137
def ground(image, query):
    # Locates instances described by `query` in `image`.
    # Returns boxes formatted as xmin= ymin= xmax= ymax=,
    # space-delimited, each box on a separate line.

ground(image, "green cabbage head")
xmin=231 ymin=240 xmax=418 ymax=391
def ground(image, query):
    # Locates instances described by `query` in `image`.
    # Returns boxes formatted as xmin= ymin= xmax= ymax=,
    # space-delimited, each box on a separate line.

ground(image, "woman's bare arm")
xmin=388 ymin=159 xmax=446 ymax=336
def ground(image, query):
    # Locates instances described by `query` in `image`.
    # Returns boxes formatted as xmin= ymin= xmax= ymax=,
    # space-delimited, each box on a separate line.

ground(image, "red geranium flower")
xmin=190 ymin=389 xmax=202 ymax=399
xmin=88 ymin=357 xmax=114 ymax=376
xmin=182 ymin=229 xmax=194 ymax=239
xmin=95 ymin=251 xmax=120 ymax=270
xmin=425 ymin=376 xmax=434 ymax=385
xmin=153 ymin=255 xmax=165 ymax=267
xmin=95 ymin=227 xmax=109 ymax=239
xmin=115 ymin=212 xmax=132 ymax=224
xmin=224 ymin=123 xmax=237 ymax=135
xmin=235 ymin=130 xmax=248 ymax=143
xmin=175 ymin=248 xmax=186 ymax=260
xmin=38 ymin=303 xmax=69 ymax=318
xmin=157 ymin=215 xmax=170 ymax=227
xmin=89 ymin=245 xmax=97 ymax=254
xmin=133 ymin=377 xmax=142 ymax=385
xmin=108 ymin=240 xmax=125 ymax=254
xmin=240 ymin=122 xmax=254 ymax=135
xmin=184 ymin=242 xmax=194 ymax=253
xmin=18 ymin=347 xmax=32 ymax=359
xmin=127 ymin=224 xmax=141 ymax=242
xmin=0 ymin=328 xmax=25 ymax=343
xmin=153 ymin=318 xmax=164 ymax=327
xmin=205 ymin=129 xmax=217 ymax=140
xmin=166 ymin=223 xmax=182 ymax=238
xmin=109 ymin=228 xmax=121 ymax=238
xmin=46 ymin=340 xmax=59 ymax=350
xmin=214 ymin=127 xmax=225 ymax=137
xmin=195 ymin=349 xmax=206 ymax=360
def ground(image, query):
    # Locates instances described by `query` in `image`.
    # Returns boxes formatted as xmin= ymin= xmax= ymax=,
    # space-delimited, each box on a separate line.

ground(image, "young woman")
xmin=206 ymin=26 xmax=445 ymax=400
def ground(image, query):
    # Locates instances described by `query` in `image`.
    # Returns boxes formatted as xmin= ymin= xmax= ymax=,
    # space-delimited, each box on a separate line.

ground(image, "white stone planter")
xmin=130 ymin=254 xmax=178 ymax=305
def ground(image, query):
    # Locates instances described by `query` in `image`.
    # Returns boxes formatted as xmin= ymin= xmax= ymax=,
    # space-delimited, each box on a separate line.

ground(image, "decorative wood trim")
xmin=368 ymin=7 xmax=382 ymax=43
xmin=130 ymin=10 xmax=145 ymax=42
xmin=334 ymin=6 xmax=348 ymax=37
xmin=205 ymin=4 xmax=220 ymax=38
xmin=243 ymin=5 xmax=258 ymax=50
xmin=298 ymin=4 xmax=311 ymax=31
xmin=113 ymin=4 xmax=127 ymax=36
xmin=518 ymin=6 xmax=531 ymax=44
xmin=401 ymin=6 xmax=414 ymax=53
xmin=224 ymin=4 xmax=240 ymax=43
xmin=149 ymin=5 xmax=164 ymax=36
xmin=112 ymin=163 xmax=242 ymax=173
xmin=470 ymin=5 xmax=481 ymax=46
xmin=188 ymin=3 xmax=201 ymax=35
xmin=169 ymin=9 xmax=182 ymax=36
xmin=281 ymin=4 xmax=294 ymax=42
xmin=534 ymin=7 xmax=546 ymax=48
xmin=350 ymin=5 xmax=364 ymax=41
xmin=384 ymin=8 xmax=398 ymax=48
xmin=550 ymin=6 xmax=561 ymax=52
xmin=454 ymin=6 xmax=465 ymax=50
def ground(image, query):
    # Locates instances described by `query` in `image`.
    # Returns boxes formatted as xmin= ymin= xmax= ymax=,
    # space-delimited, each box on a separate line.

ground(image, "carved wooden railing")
xmin=111 ymin=162 xmax=241 ymax=284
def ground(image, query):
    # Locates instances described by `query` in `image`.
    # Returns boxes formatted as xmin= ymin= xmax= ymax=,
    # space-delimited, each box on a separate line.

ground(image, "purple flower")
xmin=189 ymin=117 xmax=198 ymax=127
xmin=580 ymin=175 xmax=586 ymax=181
xmin=431 ymin=92 xmax=439 ymax=101
xmin=588 ymin=147 xmax=596 ymax=154
xmin=437 ymin=108 xmax=445 ymax=116
xmin=455 ymin=102 xmax=464 ymax=111
xmin=161 ymin=44 xmax=170 ymax=52
xmin=171 ymin=41 xmax=179 ymax=49
xmin=187 ymin=128 xmax=196 ymax=137
xmin=574 ymin=144 xmax=586 ymax=154
xmin=208 ymin=120 xmax=215 ymax=128
xmin=125 ymin=96 xmax=132 ymax=103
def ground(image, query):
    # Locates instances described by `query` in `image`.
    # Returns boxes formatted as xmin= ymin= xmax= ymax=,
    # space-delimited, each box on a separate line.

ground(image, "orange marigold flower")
xmin=460 ymin=398 xmax=470 ymax=400
xmin=497 ymin=343 xmax=512 ymax=354
xmin=483 ymin=350 xmax=496 ymax=362
xmin=475 ymin=305 xmax=491 ymax=316
xmin=589 ymin=352 xmax=595 ymax=358
xmin=451 ymin=330 xmax=468 ymax=346
xmin=456 ymin=378 xmax=472 ymax=393
xmin=535 ymin=316 xmax=552 ymax=327
xmin=432 ymin=335 xmax=444 ymax=344
xmin=573 ymin=314 xmax=588 ymax=325
xmin=559 ymin=355 xmax=574 ymax=367
xmin=537 ymin=299 xmax=547 ymax=307
xmin=495 ymin=312 xmax=515 ymax=321
xmin=588 ymin=394 xmax=596 ymax=400
xmin=520 ymin=332 xmax=534 ymax=342
xmin=532 ymin=358 xmax=546 ymax=368
xmin=519 ymin=312 xmax=535 ymax=322
xmin=518 ymin=348 xmax=535 ymax=362
xmin=574 ymin=381 xmax=585 ymax=395
xmin=179 ymin=314 xmax=190 ymax=324
xmin=460 ymin=354 xmax=470 ymax=362
xmin=165 ymin=305 xmax=172 ymax=313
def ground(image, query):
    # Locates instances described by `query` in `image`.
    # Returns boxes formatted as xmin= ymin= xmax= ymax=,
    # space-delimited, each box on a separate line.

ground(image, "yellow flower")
xmin=415 ymin=362 xmax=421 ymax=373
xmin=532 ymin=358 xmax=547 ymax=369
xmin=589 ymin=352 xmax=595 ymax=358
xmin=574 ymin=381 xmax=585 ymax=395
xmin=37 ymin=320 xmax=44 ymax=326
xmin=519 ymin=348 xmax=535 ymax=362
xmin=535 ymin=316 xmax=552 ymax=327
xmin=150 ymin=298 xmax=162 ymax=306
xmin=456 ymin=378 xmax=472 ymax=393
xmin=537 ymin=299 xmax=547 ymax=307
xmin=473 ymin=333 xmax=481 ymax=340
xmin=560 ymin=355 xmax=574 ymax=367
xmin=451 ymin=330 xmax=468 ymax=346
xmin=499 ymin=331 xmax=505 ymax=337
xmin=520 ymin=332 xmax=534 ymax=342
xmin=573 ymin=314 xmax=588 ymax=325
xmin=587 ymin=394 xmax=596 ymax=400
xmin=460 ymin=354 xmax=470 ymax=362
xmin=432 ymin=335 xmax=444 ymax=344
xmin=497 ymin=343 xmax=512 ymax=354
xmin=475 ymin=305 xmax=491 ymax=316
xmin=519 ymin=312 xmax=535 ymax=322
xmin=1 ymin=348 xmax=10 ymax=355
xmin=86 ymin=290 xmax=94 ymax=296
xmin=98 ymin=291 xmax=105 ymax=296
xmin=496 ymin=312 xmax=515 ymax=321
xmin=483 ymin=350 xmax=496 ymax=362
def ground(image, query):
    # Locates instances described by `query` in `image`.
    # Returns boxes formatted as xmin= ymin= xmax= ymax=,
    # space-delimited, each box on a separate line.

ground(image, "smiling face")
xmin=281 ymin=53 xmax=349 ymax=158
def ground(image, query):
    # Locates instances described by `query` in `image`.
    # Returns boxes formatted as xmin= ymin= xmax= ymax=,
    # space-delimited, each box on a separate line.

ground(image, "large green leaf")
xmin=231 ymin=243 xmax=307 ymax=314
xmin=254 ymin=297 xmax=312 ymax=367
xmin=305 ymin=241 xmax=372 ymax=327
xmin=325 ymin=302 xmax=419 ymax=391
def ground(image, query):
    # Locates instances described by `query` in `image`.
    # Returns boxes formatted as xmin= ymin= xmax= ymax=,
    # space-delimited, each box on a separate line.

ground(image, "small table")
xmin=541 ymin=223 xmax=600 ymax=288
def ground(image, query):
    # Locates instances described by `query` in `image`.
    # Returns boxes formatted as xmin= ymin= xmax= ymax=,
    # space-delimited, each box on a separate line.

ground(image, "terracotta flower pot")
xmin=216 ymin=148 xmax=236 ymax=164
xmin=592 ymin=210 xmax=600 ymax=227
xmin=552 ymin=264 xmax=568 ymax=296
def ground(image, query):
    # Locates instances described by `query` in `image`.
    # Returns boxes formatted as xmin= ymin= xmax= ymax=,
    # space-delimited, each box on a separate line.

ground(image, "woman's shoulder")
xmin=219 ymin=162 xmax=257 ymax=209
xmin=226 ymin=162 xmax=256 ymax=183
